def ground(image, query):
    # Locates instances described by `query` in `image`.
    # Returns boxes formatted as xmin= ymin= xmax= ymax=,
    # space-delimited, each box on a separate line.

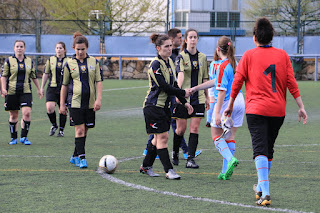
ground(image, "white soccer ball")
xmin=99 ymin=155 xmax=118 ymax=174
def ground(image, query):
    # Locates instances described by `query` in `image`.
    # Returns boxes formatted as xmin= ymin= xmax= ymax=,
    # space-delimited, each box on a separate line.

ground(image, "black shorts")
xmin=46 ymin=86 xmax=60 ymax=105
xmin=5 ymin=93 xmax=33 ymax=111
xmin=246 ymin=114 xmax=285 ymax=160
xmin=143 ymin=106 xmax=171 ymax=134
xmin=172 ymin=104 xmax=205 ymax=119
xmin=69 ymin=108 xmax=95 ymax=128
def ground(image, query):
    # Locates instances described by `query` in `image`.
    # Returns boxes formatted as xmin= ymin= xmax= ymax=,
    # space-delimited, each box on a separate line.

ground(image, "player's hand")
xmin=184 ymin=103 xmax=194 ymax=115
xmin=175 ymin=97 xmax=181 ymax=104
xmin=298 ymin=108 xmax=308 ymax=125
xmin=184 ymin=88 xmax=191 ymax=98
xmin=37 ymin=89 xmax=43 ymax=99
xmin=215 ymin=112 xmax=221 ymax=126
xmin=40 ymin=88 xmax=45 ymax=97
xmin=94 ymin=100 xmax=101 ymax=111
xmin=1 ymin=89 xmax=7 ymax=98
xmin=59 ymin=105 xmax=67 ymax=115
xmin=205 ymin=97 xmax=210 ymax=111
xmin=189 ymin=87 xmax=197 ymax=95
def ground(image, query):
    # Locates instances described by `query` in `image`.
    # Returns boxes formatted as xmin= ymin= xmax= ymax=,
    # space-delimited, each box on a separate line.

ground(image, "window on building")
xmin=217 ymin=12 xmax=228 ymax=28
xmin=229 ymin=12 xmax=240 ymax=28
xmin=210 ymin=12 xmax=215 ymax=28
xmin=175 ymin=11 xmax=187 ymax=27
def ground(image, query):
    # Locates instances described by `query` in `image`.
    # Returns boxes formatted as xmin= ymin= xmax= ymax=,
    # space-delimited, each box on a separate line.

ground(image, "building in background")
xmin=170 ymin=0 xmax=245 ymax=37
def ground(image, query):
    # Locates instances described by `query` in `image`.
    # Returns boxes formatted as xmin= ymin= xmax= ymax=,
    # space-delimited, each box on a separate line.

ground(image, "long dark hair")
xmin=217 ymin=36 xmax=236 ymax=72
xmin=180 ymin=28 xmax=198 ymax=52
xmin=150 ymin=33 xmax=170 ymax=49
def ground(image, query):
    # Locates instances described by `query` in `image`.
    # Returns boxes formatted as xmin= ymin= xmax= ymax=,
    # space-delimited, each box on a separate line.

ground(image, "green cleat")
xmin=225 ymin=157 xmax=238 ymax=179
xmin=218 ymin=172 xmax=230 ymax=180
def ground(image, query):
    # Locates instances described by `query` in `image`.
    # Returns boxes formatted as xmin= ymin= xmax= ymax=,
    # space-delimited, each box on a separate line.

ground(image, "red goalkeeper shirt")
xmin=231 ymin=46 xmax=300 ymax=117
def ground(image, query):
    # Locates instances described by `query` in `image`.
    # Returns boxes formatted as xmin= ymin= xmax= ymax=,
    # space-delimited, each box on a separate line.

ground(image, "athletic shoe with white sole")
xmin=49 ymin=125 xmax=58 ymax=136
xmin=186 ymin=158 xmax=199 ymax=169
xmin=256 ymin=195 xmax=271 ymax=206
xmin=57 ymin=130 xmax=64 ymax=137
xmin=9 ymin=138 xmax=17 ymax=145
xmin=166 ymin=169 xmax=181 ymax=180
xmin=140 ymin=166 xmax=160 ymax=177
xmin=79 ymin=159 xmax=87 ymax=168
xmin=20 ymin=137 xmax=31 ymax=145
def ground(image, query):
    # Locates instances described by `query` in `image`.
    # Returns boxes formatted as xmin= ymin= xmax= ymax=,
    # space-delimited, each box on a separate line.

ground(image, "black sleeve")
xmin=173 ymin=81 xmax=187 ymax=105
xmin=151 ymin=61 xmax=186 ymax=99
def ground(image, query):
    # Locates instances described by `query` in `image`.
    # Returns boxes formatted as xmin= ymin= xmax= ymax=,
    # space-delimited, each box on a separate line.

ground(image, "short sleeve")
xmin=62 ymin=63 xmax=70 ymax=85
xmin=44 ymin=59 xmax=50 ymax=74
xmin=95 ymin=59 xmax=103 ymax=82
xmin=2 ymin=58 xmax=10 ymax=77
xmin=30 ymin=60 xmax=37 ymax=79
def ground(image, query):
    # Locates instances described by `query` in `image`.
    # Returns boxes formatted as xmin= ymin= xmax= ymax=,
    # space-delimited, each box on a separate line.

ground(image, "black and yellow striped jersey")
xmin=62 ymin=54 xmax=103 ymax=109
xmin=2 ymin=55 xmax=36 ymax=95
xmin=44 ymin=56 xmax=69 ymax=88
xmin=143 ymin=55 xmax=186 ymax=109
xmin=176 ymin=49 xmax=208 ymax=105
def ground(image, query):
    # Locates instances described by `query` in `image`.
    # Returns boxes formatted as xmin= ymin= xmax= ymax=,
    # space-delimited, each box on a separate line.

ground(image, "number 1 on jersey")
xmin=263 ymin=65 xmax=276 ymax=93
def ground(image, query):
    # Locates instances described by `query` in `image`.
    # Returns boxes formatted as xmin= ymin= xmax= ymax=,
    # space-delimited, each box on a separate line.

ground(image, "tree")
xmin=39 ymin=0 xmax=167 ymax=35
xmin=243 ymin=0 xmax=320 ymax=36
xmin=0 ymin=0 xmax=51 ymax=34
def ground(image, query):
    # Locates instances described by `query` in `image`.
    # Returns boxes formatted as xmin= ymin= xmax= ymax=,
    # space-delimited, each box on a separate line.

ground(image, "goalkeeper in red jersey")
xmin=224 ymin=17 xmax=308 ymax=206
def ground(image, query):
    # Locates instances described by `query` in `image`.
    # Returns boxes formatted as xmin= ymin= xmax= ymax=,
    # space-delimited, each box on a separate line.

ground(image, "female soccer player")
xmin=59 ymin=32 xmax=103 ymax=169
xmin=224 ymin=17 xmax=308 ymax=206
xmin=191 ymin=36 xmax=245 ymax=180
xmin=140 ymin=33 xmax=193 ymax=180
xmin=172 ymin=28 xmax=209 ymax=168
xmin=1 ymin=40 xmax=42 ymax=145
xmin=40 ymin=42 xmax=69 ymax=137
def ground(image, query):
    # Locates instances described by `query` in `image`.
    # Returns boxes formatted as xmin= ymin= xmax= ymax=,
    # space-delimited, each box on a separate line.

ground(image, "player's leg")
xmin=186 ymin=117 xmax=201 ymax=168
xmin=57 ymin=94 xmax=67 ymax=137
xmin=8 ymin=110 xmax=19 ymax=145
xmin=20 ymin=106 xmax=32 ymax=145
xmin=206 ymin=96 xmax=215 ymax=127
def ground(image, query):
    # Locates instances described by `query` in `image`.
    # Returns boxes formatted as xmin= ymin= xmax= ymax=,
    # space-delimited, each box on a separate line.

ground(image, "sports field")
xmin=0 ymin=79 xmax=318 ymax=213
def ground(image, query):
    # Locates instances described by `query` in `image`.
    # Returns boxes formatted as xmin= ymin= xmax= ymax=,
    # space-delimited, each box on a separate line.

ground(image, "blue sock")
xmin=257 ymin=159 xmax=272 ymax=192
xmin=206 ymin=102 xmax=214 ymax=123
xmin=255 ymin=155 xmax=269 ymax=197
xmin=214 ymin=137 xmax=233 ymax=162
xmin=222 ymin=140 xmax=235 ymax=173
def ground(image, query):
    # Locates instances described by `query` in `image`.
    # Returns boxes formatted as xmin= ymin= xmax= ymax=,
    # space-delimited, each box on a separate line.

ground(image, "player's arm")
xmin=215 ymin=90 xmax=226 ymax=126
xmin=59 ymin=63 xmax=70 ymax=115
xmin=295 ymin=96 xmax=308 ymax=124
xmin=94 ymin=81 xmax=102 ymax=111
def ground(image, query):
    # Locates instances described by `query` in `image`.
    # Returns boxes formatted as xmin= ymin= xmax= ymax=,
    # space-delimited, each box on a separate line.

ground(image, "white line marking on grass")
xmin=103 ymin=86 xmax=148 ymax=92
xmin=97 ymin=169 xmax=312 ymax=213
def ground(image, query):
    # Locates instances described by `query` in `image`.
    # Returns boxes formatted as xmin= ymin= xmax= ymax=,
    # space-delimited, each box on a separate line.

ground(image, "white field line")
xmin=97 ymin=169 xmax=312 ymax=213
xmin=103 ymin=86 xmax=148 ymax=92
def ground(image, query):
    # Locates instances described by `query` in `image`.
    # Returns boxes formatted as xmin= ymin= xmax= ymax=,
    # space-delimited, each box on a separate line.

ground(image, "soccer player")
xmin=1 ymin=40 xmax=42 ymax=145
xmin=59 ymin=32 xmax=103 ymax=169
xmin=190 ymin=36 xmax=245 ymax=180
xmin=40 ymin=42 xmax=69 ymax=137
xmin=140 ymin=33 xmax=193 ymax=180
xmin=143 ymin=28 xmax=201 ymax=161
xmin=224 ymin=17 xmax=308 ymax=206
xmin=205 ymin=50 xmax=220 ymax=128
xmin=172 ymin=28 xmax=209 ymax=169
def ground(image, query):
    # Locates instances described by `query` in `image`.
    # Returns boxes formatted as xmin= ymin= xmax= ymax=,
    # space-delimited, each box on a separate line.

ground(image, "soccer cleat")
xmin=183 ymin=150 xmax=202 ymax=160
xmin=20 ymin=137 xmax=31 ymax=145
xmin=166 ymin=169 xmax=181 ymax=180
xmin=218 ymin=172 xmax=230 ymax=180
xmin=143 ymin=149 xmax=147 ymax=156
xmin=224 ymin=157 xmax=238 ymax=179
xmin=49 ymin=125 xmax=58 ymax=136
xmin=8 ymin=138 xmax=17 ymax=145
xmin=205 ymin=122 xmax=211 ymax=127
xmin=195 ymin=150 xmax=202 ymax=158
xmin=256 ymin=195 xmax=271 ymax=206
xmin=140 ymin=166 xmax=160 ymax=177
xmin=186 ymin=158 xmax=199 ymax=169
xmin=183 ymin=153 xmax=188 ymax=160
xmin=57 ymin=130 xmax=64 ymax=137
xmin=172 ymin=152 xmax=179 ymax=166
xmin=79 ymin=159 xmax=87 ymax=168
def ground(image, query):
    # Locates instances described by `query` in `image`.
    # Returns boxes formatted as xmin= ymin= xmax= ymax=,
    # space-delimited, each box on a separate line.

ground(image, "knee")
xmin=23 ymin=111 xmax=31 ymax=120
xmin=75 ymin=127 xmax=85 ymax=137
xmin=190 ymin=126 xmax=199 ymax=133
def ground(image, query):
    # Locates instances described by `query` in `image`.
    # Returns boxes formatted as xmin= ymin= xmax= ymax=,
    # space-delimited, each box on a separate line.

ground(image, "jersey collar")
xmin=184 ymin=48 xmax=199 ymax=56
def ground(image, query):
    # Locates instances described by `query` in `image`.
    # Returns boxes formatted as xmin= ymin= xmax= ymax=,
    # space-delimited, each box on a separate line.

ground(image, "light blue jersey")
xmin=214 ymin=58 xmax=234 ymax=102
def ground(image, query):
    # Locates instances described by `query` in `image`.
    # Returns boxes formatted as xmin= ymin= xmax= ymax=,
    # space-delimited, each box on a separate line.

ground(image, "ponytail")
xmin=217 ymin=36 xmax=236 ymax=72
